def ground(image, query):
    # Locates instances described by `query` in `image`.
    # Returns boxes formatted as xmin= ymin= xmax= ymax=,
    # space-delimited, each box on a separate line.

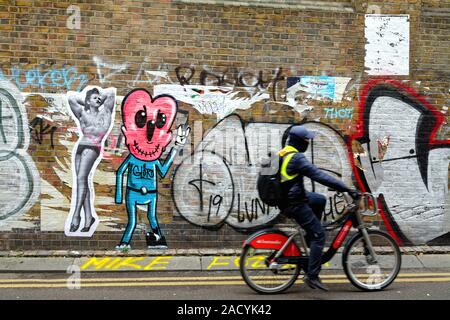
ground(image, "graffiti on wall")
xmin=351 ymin=79 xmax=450 ymax=245
xmin=172 ymin=114 xmax=354 ymax=230
xmin=323 ymin=107 xmax=353 ymax=119
xmin=0 ymin=64 xmax=89 ymax=92
xmin=29 ymin=116 xmax=58 ymax=149
xmin=1 ymin=58 xmax=447 ymax=247
xmin=171 ymin=79 xmax=449 ymax=245
xmin=115 ymin=89 xmax=190 ymax=250
xmin=65 ymin=86 xmax=117 ymax=237
xmin=93 ymin=56 xmax=285 ymax=98
xmin=154 ymin=84 xmax=269 ymax=120
xmin=0 ymin=80 xmax=40 ymax=230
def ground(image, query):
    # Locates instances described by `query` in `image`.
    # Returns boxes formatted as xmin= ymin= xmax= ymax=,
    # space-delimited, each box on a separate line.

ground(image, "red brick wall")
xmin=0 ymin=0 xmax=448 ymax=250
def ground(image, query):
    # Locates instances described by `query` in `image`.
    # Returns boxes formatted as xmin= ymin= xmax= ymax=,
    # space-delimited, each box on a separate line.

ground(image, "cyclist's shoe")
xmin=303 ymin=275 xmax=329 ymax=292
xmin=147 ymin=232 xmax=168 ymax=249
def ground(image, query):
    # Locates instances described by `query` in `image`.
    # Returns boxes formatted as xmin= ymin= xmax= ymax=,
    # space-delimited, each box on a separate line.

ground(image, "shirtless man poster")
xmin=65 ymin=86 xmax=116 ymax=237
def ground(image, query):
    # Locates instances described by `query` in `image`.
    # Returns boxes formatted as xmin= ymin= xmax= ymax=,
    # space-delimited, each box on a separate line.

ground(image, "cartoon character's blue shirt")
xmin=115 ymin=148 xmax=176 ymax=203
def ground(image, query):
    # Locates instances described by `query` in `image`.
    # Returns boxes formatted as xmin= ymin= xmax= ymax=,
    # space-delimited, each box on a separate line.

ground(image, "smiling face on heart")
xmin=121 ymin=89 xmax=177 ymax=161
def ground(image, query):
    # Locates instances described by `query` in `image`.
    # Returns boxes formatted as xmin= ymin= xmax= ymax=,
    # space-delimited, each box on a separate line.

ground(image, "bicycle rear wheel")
xmin=343 ymin=230 xmax=401 ymax=291
xmin=240 ymin=245 xmax=300 ymax=294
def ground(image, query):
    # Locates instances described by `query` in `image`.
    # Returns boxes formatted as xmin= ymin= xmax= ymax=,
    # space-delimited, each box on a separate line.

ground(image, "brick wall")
xmin=0 ymin=0 xmax=448 ymax=251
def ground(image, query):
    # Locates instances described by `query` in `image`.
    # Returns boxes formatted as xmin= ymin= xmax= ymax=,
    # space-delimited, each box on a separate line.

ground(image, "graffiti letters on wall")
xmin=0 ymin=64 xmax=89 ymax=92
xmin=352 ymin=79 xmax=450 ymax=244
xmin=0 ymin=80 xmax=40 ymax=230
xmin=172 ymin=114 xmax=354 ymax=231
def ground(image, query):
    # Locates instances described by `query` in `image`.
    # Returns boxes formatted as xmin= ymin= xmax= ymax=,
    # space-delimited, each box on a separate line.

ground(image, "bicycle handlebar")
xmin=327 ymin=189 xmax=379 ymax=216
xmin=358 ymin=192 xmax=378 ymax=216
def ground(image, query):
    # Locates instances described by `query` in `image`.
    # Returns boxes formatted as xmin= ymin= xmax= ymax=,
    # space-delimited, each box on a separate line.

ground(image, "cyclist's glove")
xmin=348 ymin=189 xmax=361 ymax=200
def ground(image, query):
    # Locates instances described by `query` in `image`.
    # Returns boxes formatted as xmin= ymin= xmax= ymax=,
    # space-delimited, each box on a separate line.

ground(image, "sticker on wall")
xmin=364 ymin=14 xmax=410 ymax=75
xmin=64 ymin=86 xmax=117 ymax=237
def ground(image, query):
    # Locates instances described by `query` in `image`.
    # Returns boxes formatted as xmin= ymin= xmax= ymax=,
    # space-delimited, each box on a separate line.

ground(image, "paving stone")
xmin=416 ymin=255 xmax=450 ymax=268
xmin=0 ymin=258 xmax=75 ymax=272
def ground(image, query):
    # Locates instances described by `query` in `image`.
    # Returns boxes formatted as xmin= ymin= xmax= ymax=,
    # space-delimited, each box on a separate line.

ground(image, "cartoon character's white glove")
xmin=175 ymin=124 xmax=191 ymax=147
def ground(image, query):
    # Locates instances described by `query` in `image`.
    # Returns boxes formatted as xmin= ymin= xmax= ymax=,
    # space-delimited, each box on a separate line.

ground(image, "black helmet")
xmin=289 ymin=125 xmax=316 ymax=140
xmin=287 ymin=125 xmax=316 ymax=152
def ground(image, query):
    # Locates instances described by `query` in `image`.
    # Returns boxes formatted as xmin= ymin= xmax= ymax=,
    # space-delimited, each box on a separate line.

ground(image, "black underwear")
xmin=76 ymin=144 xmax=101 ymax=156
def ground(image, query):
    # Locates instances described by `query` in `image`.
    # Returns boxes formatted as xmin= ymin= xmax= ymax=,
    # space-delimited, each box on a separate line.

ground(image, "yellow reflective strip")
xmin=280 ymin=153 xmax=298 ymax=182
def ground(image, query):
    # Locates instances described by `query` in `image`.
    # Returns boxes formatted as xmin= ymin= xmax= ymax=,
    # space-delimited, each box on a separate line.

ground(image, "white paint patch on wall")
xmin=154 ymin=84 xmax=269 ymax=120
xmin=364 ymin=15 xmax=410 ymax=75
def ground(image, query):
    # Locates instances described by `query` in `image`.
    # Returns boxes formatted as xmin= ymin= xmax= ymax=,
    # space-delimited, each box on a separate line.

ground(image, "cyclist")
xmin=278 ymin=125 xmax=359 ymax=291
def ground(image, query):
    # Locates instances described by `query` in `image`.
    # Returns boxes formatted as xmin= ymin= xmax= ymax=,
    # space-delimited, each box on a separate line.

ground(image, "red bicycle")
xmin=239 ymin=192 xmax=402 ymax=293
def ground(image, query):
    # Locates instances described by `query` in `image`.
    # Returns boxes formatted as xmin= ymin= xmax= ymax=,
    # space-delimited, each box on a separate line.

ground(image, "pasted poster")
xmin=364 ymin=14 xmax=410 ymax=75
xmin=65 ymin=86 xmax=116 ymax=237
xmin=286 ymin=76 xmax=351 ymax=103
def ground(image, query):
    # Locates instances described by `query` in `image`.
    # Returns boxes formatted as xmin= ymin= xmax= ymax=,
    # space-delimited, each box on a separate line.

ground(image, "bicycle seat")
xmin=279 ymin=226 xmax=305 ymax=235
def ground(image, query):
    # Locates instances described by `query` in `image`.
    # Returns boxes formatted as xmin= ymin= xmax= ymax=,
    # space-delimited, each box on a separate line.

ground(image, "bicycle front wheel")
xmin=239 ymin=245 xmax=300 ymax=294
xmin=343 ymin=230 xmax=401 ymax=291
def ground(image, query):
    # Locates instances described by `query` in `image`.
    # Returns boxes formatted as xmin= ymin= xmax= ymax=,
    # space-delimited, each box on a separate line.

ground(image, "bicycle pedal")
xmin=269 ymin=262 xmax=280 ymax=270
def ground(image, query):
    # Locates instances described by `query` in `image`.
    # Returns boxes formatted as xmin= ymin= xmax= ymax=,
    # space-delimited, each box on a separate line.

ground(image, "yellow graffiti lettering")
xmin=144 ymin=256 xmax=172 ymax=270
xmin=111 ymin=257 xmax=144 ymax=270
xmin=80 ymin=258 xmax=111 ymax=270
xmin=250 ymin=255 xmax=267 ymax=268
xmin=104 ymin=258 xmax=122 ymax=270
xmin=207 ymin=257 xmax=231 ymax=270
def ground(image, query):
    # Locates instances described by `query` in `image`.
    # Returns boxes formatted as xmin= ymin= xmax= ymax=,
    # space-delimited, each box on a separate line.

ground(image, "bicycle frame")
xmin=243 ymin=193 xmax=379 ymax=269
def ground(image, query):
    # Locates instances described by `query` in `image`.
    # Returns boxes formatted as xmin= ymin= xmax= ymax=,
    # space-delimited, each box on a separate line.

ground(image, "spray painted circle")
xmin=0 ymin=88 xmax=24 ymax=161
xmin=172 ymin=150 xmax=234 ymax=229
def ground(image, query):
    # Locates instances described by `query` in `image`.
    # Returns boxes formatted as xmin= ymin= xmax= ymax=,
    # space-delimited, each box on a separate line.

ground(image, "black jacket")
xmin=280 ymin=149 xmax=351 ymax=205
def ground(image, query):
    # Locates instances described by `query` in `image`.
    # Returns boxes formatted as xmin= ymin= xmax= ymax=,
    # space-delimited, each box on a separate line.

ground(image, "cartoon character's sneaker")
xmin=115 ymin=243 xmax=131 ymax=252
xmin=146 ymin=233 xmax=168 ymax=249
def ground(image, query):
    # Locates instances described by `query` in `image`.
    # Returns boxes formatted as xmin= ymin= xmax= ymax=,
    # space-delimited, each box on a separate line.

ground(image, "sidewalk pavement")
xmin=0 ymin=247 xmax=449 ymax=273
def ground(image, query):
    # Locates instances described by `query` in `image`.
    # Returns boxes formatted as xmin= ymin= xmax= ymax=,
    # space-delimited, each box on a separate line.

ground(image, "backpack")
xmin=257 ymin=151 xmax=296 ymax=207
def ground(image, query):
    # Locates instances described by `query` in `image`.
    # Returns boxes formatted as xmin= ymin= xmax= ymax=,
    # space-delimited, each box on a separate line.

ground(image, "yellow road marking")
xmin=0 ymin=277 xmax=449 ymax=289
xmin=0 ymin=272 xmax=449 ymax=283
xmin=0 ymin=273 xmax=450 ymax=284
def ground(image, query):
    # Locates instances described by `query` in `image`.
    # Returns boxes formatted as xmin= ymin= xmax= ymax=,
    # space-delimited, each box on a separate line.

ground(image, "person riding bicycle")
xmin=278 ymin=125 xmax=359 ymax=291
